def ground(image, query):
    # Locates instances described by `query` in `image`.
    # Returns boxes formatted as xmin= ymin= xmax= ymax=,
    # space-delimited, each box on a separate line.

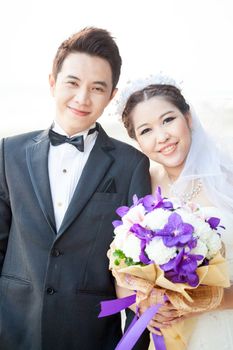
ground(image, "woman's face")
xmin=132 ymin=96 xmax=192 ymax=178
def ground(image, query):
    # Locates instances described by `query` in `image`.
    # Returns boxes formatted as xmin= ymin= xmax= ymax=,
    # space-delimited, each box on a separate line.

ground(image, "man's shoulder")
xmin=109 ymin=136 xmax=146 ymax=158
xmin=97 ymin=123 xmax=143 ymax=156
xmin=2 ymin=129 xmax=44 ymax=144
xmin=0 ymin=130 xmax=47 ymax=155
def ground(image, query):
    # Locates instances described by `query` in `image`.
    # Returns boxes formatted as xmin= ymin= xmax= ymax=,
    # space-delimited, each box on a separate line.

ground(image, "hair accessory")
xmin=115 ymin=72 xmax=182 ymax=117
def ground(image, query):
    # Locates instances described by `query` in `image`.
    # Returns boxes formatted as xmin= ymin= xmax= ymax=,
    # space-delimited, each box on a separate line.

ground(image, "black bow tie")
xmin=49 ymin=126 xmax=98 ymax=152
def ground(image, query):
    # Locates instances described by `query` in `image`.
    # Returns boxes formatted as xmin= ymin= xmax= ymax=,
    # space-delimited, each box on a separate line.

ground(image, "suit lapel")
xmin=26 ymin=129 xmax=56 ymax=233
xmin=58 ymin=126 xmax=115 ymax=235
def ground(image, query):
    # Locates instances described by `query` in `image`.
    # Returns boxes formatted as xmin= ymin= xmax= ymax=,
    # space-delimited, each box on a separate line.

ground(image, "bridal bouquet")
xmin=100 ymin=187 xmax=230 ymax=350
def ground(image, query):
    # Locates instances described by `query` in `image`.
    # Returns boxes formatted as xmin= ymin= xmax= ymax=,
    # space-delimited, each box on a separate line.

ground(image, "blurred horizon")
xmin=0 ymin=0 xmax=233 ymax=141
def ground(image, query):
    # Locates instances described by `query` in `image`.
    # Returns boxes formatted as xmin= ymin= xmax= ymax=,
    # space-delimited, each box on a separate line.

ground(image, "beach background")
xmin=0 ymin=0 xmax=232 ymax=149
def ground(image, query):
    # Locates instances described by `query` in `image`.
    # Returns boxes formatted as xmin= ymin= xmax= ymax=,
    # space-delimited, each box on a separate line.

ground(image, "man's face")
xmin=49 ymin=52 xmax=117 ymax=135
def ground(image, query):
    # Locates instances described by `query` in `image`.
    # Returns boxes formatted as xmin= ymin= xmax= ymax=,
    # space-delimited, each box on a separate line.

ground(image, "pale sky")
xmin=0 ymin=0 xmax=233 ymax=135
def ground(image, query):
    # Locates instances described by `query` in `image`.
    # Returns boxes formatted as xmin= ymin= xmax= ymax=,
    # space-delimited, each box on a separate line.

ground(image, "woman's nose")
xmin=156 ymin=130 xmax=170 ymax=143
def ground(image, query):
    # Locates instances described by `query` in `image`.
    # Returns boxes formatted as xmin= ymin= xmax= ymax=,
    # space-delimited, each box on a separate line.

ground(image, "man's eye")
xmin=163 ymin=116 xmax=176 ymax=124
xmin=93 ymin=87 xmax=104 ymax=92
xmin=67 ymin=81 xmax=78 ymax=86
xmin=140 ymin=128 xmax=151 ymax=135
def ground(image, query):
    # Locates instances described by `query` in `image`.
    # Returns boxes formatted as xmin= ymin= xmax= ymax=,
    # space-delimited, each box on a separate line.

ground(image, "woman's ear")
xmin=186 ymin=112 xmax=193 ymax=130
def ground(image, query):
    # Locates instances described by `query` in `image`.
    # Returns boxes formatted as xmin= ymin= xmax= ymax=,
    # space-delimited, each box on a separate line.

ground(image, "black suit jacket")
xmin=0 ymin=124 xmax=151 ymax=350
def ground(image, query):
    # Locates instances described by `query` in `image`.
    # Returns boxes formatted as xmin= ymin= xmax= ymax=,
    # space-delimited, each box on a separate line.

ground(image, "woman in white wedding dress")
xmin=117 ymin=77 xmax=233 ymax=349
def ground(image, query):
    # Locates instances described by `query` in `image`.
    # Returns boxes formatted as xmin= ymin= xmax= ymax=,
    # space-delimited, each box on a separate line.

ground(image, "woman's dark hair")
xmin=52 ymin=27 xmax=122 ymax=91
xmin=122 ymin=84 xmax=190 ymax=138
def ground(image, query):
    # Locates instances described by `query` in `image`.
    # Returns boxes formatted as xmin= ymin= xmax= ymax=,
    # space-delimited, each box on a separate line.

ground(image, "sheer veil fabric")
xmin=170 ymin=106 xmax=233 ymax=216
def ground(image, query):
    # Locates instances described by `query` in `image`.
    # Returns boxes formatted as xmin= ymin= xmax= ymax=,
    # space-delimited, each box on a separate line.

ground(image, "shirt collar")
xmin=52 ymin=121 xmax=96 ymax=140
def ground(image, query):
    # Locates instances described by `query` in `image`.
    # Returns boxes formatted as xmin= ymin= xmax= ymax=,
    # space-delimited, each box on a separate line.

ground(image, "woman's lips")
xmin=159 ymin=142 xmax=178 ymax=155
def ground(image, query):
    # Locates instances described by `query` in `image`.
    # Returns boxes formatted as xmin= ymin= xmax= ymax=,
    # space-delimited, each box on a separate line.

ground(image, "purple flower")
xmin=165 ymin=268 xmax=199 ymax=287
xmin=142 ymin=187 xmax=173 ymax=213
xmin=116 ymin=206 xmax=130 ymax=218
xmin=130 ymin=224 xmax=155 ymax=243
xmin=112 ymin=220 xmax=123 ymax=228
xmin=207 ymin=216 xmax=225 ymax=232
xmin=139 ymin=240 xmax=151 ymax=264
xmin=161 ymin=251 xmax=203 ymax=287
xmin=132 ymin=194 xmax=144 ymax=206
xmin=158 ymin=212 xmax=194 ymax=248
xmin=130 ymin=224 xmax=154 ymax=265
xmin=187 ymin=237 xmax=198 ymax=250
xmin=160 ymin=249 xmax=184 ymax=271
xmin=115 ymin=194 xmax=144 ymax=219
xmin=207 ymin=217 xmax=220 ymax=230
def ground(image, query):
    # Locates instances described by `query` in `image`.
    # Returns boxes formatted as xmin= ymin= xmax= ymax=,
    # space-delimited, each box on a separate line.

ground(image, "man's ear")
xmin=110 ymin=88 xmax=118 ymax=101
xmin=49 ymin=74 xmax=56 ymax=96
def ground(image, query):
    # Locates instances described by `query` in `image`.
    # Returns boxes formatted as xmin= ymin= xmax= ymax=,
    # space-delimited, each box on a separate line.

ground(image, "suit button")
xmin=51 ymin=248 xmax=61 ymax=257
xmin=47 ymin=287 xmax=55 ymax=295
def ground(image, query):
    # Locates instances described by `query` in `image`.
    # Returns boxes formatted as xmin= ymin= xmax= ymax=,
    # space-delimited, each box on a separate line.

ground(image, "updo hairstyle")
xmin=122 ymin=84 xmax=190 ymax=139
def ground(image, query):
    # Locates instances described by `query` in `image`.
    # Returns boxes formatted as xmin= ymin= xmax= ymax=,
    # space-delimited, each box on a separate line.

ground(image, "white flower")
xmin=175 ymin=208 xmax=196 ymax=225
xmin=145 ymin=238 xmax=177 ymax=265
xmin=195 ymin=221 xmax=213 ymax=242
xmin=113 ymin=225 xmax=129 ymax=250
xmin=122 ymin=203 xmax=146 ymax=225
xmin=175 ymin=208 xmax=198 ymax=224
xmin=206 ymin=233 xmax=222 ymax=259
xmin=121 ymin=234 xmax=142 ymax=262
xmin=142 ymin=208 xmax=170 ymax=230
xmin=176 ymin=208 xmax=212 ymax=241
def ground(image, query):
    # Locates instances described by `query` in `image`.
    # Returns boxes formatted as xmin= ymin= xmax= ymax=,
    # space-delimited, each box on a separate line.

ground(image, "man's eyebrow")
xmin=66 ymin=75 xmax=80 ymax=80
xmin=93 ymin=81 xmax=108 ymax=88
xmin=65 ymin=76 xmax=108 ymax=88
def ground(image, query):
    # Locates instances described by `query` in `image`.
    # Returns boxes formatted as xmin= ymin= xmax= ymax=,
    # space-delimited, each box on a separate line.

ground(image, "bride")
xmin=116 ymin=76 xmax=233 ymax=349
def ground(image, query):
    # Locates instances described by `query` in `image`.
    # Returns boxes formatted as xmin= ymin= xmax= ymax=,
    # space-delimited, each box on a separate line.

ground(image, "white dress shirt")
xmin=48 ymin=121 xmax=97 ymax=231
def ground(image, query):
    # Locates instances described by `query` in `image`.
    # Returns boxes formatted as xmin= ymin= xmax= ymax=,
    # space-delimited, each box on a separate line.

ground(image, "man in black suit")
xmin=0 ymin=27 xmax=151 ymax=349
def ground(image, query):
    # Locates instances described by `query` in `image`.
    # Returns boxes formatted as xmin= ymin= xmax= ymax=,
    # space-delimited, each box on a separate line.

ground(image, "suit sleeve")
xmin=0 ymin=139 xmax=11 ymax=272
xmin=128 ymin=154 xmax=151 ymax=204
xmin=125 ymin=154 xmax=151 ymax=349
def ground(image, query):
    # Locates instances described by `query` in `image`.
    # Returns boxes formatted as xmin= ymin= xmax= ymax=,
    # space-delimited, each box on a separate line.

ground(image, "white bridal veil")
xmin=172 ymin=105 xmax=233 ymax=216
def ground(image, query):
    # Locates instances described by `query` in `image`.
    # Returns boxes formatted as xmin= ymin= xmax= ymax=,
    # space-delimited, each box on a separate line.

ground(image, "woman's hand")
xmin=138 ymin=288 xmax=183 ymax=335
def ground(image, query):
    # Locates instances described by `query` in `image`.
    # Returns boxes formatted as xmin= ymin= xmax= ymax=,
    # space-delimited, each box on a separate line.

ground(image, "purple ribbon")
xmin=115 ymin=303 xmax=166 ymax=350
xmin=98 ymin=294 xmax=167 ymax=350
xmin=152 ymin=333 xmax=167 ymax=350
xmin=98 ymin=294 xmax=136 ymax=317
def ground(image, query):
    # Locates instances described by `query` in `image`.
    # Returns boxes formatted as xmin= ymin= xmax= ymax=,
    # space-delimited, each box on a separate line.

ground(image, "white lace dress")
xmin=187 ymin=207 xmax=233 ymax=350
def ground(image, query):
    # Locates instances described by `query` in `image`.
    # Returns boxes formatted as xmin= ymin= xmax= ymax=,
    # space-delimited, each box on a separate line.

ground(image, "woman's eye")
xmin=140 ymin=128 xmax=151 ymax=135
xmin=163 ymin=116 xmax=176 ymax=124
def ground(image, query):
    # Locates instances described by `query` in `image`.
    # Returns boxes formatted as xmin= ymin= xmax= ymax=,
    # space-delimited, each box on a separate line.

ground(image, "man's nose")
xmin=74 ymin=87 xmax=90 ymax=105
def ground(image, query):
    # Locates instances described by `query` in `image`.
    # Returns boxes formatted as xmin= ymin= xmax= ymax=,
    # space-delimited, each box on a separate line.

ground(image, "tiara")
xmin=115 ymin=72 xmax=182 ymax=117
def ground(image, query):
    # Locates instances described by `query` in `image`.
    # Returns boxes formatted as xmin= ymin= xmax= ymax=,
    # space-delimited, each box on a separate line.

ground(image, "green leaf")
xmin=125 ymin=257 xmax=134 ymax=266
xmin=113 ymin=249 xmax=126 ymax=259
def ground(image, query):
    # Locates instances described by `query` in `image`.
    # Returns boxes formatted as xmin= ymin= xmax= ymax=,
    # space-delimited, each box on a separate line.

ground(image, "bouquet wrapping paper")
xmin=100 ymin=188 xmax=230 ymax=349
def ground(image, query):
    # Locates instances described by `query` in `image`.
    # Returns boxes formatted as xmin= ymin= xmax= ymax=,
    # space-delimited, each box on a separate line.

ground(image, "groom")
xmin=0 ymin=27 xmax=151 ymax=349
